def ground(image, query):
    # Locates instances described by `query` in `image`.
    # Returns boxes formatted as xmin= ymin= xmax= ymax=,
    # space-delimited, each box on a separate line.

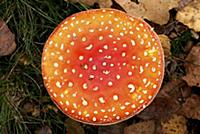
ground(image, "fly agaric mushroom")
xmin=42 ymin=9 xmax=164 ymax=125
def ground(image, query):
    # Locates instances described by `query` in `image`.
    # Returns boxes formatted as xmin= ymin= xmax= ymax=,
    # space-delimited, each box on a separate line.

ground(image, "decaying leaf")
xmin=65 ymin=118 xmax=85 ymax=134
xmin=66 ymin=0 xmax=112 ymax=8
xmin=0 ymin=20 xmax=16 ymax=56
xmin=181 ymin=94 xmax=200 ymax=120
xmin=182 ymin=46 xmax=200 ymax=87
xmin=159 ymin=34 xmax=171 ymax=58
xmin=137 ymin=97 xmax=180 ymax=120
xmin=34 ymin=126 xmax=52 ymax=134
xmin=158 ymin=79 xmax=191 ymax=100
xmin=161 ymin=114 xmax=187 ymax=134
xmin=98 ymin=122 xmax=126 ymax=134
xmin=124 ymin=120 xmax=155 ymax=134
xmin=115 ymin=0 xmax=179 ymax=25
xmin=176 ymin=0 xmax=200 ymax=32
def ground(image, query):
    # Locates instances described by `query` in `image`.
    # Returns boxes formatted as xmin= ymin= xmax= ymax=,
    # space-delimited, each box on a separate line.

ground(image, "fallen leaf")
xmin=98 ymin=122 xmax=126 ymax=134
xmin=181 ymin=94 xmax=200 ymax=120
xmin=159 ymin=34 xmax=171 ymax=58
xmin=176 ymin=0 xmax=200 ymax=32
xmin=34 ymin=126 xmax=52 ymax=134
xmin=161 ymin=114 xmax=187 ymax=134
xmin=66 ymin=0 xmax=112 ymax=8
xmin=65 ymin=118 xmax=85 ymax=134
xmin=158 ymin=79 xmax=191 ymax=100
xmin=0 ymin=20 xmax=16 ymax=56
xmin=124 ymin=120 xmax=155 ymax=134
xmin=137 ymin=97 xmax=180 ymax=120
xmin=182 ymin=46 xmax=200 ymax=87
xmin=115 ymin=0 xmax=179 ymax=25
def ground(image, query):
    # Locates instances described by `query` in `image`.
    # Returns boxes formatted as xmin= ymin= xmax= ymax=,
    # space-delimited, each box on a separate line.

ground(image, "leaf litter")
xmin=1 ymin=0 xmax=200 ymax=134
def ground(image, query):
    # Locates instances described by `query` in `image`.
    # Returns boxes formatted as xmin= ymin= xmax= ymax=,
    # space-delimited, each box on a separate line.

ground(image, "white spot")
xmin=83 ymin=83 xmax=88 ymax=89
xmin=89 ymin=57 xmax=93 ymax=62
xmin=79 ymin=55 xmax=84 ymax=61
xmin=82 ymin=37 xmax=87 ymax=42
xmin=108 ymin=81 xmax=113 ymax=86
xmin=131 ymin=40 xmax=135 ymax=46
xmin=54 ymin=70 xmax=58 ymax=75
xmin=113 ymin=95 xmax=119 ymax=101
xmin=120 ymin=106 xmax=125 ymax=110
xmin=99 ymin=36 xmax=104 ymax=41
xmin=49 ymin=40 xmax=53 ymax=45
xmin=140 ymin=39 xmax=144 ymax=45
xmin=60 ymin=44 xmax=64 ymax=50
xmin=81 ymin=98 xmax=88 ymax=106
xmin=98 ymin=49 xmax=103 ymax=53
xmin=66 ymin=101 xmax=70 ymax=106
xmin=103 ymin=45 xmax=108 ymax=50
xmin=132 ymin=56 xmax=136 ymax=60
xmin=144 ymin=51 xmax=148 ymax=56
xmin=116 ymin=74 xmax=121 ymax=80
xmin=125 ymin=102 xmax=130 ymax=106
xmin=139 ymin=100 xmax=144 ymax=104
xmin=72 ymin=68 xmax=76 ymax=74
xmin=125 ymin=112 xmax=130 ymax=115
xmin=93 ymin=86 xmax=99 ymax=91
xmin=148 ymin=95 xmax=152 ymax=99
xmin=138 ymin=35 xmax=141 ymax=38
xmin=79 ymin=73 xmax=83 ymax=78
xmin=128 ymin=83 xmax=135 ymax=93
xmin=85 ymin=44 xmax=93 ymax=50
xmin=78 ymin=111 xmax=82 ymax=115
xmin=128 ymin=71 xmax=133 ymax=76
xmin=108 ymin=34 xmax=113 ymax=38
xmin=89 ymin=29 xmax=95 ymax=32
xmin=99 ymin=97 xmax=105 ymax=104
xmin=73 ymin=103 xmax=77 ymax=108
xmin=56 ymin=81 xmax=62 ymax=88
xmin=83 ymin=64 xmax=88 ymax=70
xmin=139 ymin=66 xmax=144 ymax=74
xmin=120 ymin=32 xmax=124 ymax=36
xmin=103 ymin=70 xmax=110 ymax=75
xmin=72 ymin=33 xmax=76 ymax=37
xmin=102 ymin=61 xmax=107 ymax=66
xmin=129 ymin=31 xmax=133 ymax=34
xmin=153 ymin=84 xmax=157 ymax=89
xmin=110 ymin=28 xmax=114 ymax=32
xmin=68 ymin=81 xmax=73 ymax=87
xmin=53 ymin=62 xmax=59 ymax=68
xmin=143 ymin=78 xmax=147 ymax=84
xmin=121 ymin=52 xmax=126 ymax=57
xmin=92 ymin=65 xmax=97 ymax=70
xmin=60 ymin=93 xmax=64 ymax=98
xmin=152 ymin=67 xmax=156 ymax=72
xmin=92 ymin=117 xmax=97 ymax=122
xmin=85 ymin=114 xmax=90 ymax=117
xmin=110 ymin=63 xmax=114 ymax=67
xmin=131 ymin=104 xmax=136 ymax=108
xmin=116 ymin=116 xmax=120 ymax=120
xmin=58 ymin=56 xmax=63 ymax=61
xmin=59 ymin=32 xmax=62 ymax=36
xmin=152 ymin=57 xmax=157 ymax=62
xmin=101 ymin=109 xmax=106 ymax=112
xmin=64 ymin=68 xmax=68 ymax=73
xmin=123 ymin=43 xmax=127 ymax=48
xmin=70 ymin=41 xmax=74 ymax=46
xmin=136 ymin=27 xmax=140 ymax=31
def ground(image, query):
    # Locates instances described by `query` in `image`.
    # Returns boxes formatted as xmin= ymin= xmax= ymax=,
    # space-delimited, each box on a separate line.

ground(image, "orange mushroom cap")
xmin=42 ymin=9 xmax=164 ymax=125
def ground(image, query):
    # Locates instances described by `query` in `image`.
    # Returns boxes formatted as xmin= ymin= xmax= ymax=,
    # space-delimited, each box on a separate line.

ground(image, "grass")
xmin=0 ymin=0 xmax=93 ymax=133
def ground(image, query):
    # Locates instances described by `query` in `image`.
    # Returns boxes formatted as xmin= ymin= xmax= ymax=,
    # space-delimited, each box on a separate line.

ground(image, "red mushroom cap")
xmin=42 ymin=9 xmax=164 ymax=125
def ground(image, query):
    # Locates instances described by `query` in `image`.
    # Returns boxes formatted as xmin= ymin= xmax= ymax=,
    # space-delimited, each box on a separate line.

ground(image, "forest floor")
xmin=0 ymin=0 xmax=200 ymax=134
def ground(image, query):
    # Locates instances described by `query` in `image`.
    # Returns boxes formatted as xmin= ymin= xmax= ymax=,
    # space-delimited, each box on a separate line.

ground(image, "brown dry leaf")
xmin=181 ymin=94 xmax=200 ymax=120
xmin=159 ymin=34 xmax=171 ymax=58
xmin=34 ymin=126 xmax=52 ymax=134
xmin=66 ymin=0 xmax=112 ymax=8
xmin=182 ymin=46 xmax=200 ymax=87
xmin=115 ymin=0 xmax=179 ymax=25
xmin=161 ymin=114 xmax=187 ymax=134
xmin=98 ymin=122 xmax=126 ymax=134
xmin=0 ymin=20 xmax=16 ymax=56
xmin=124 ymin=120 xmax=155 ymax=134
xmin=176 ymin=0 xmax=200 ymax=32
xmin=158 ymin=79 xmax=191 ymax=99
xmin=137 ymin=97 xmax=180 ymax=120
xmin=65 ymin=118 xmax=85 ymax=134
